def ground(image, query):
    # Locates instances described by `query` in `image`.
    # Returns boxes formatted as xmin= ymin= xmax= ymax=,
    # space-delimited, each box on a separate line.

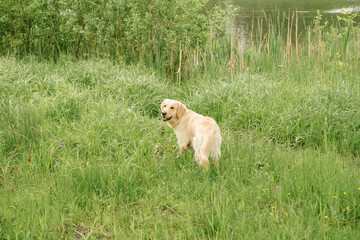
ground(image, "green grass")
xmin=0 ymin=57 xmax=360 ymax=239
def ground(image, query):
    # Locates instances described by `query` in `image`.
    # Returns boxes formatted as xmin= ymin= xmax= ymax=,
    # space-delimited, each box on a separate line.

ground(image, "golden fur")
xmin=161 ymin=99 xmax=222 ymax=170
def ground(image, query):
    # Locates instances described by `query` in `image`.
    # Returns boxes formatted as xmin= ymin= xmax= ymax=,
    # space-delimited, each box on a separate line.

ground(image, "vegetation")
xmin=1 ymin=56 xmax=359 ymax=238
xmin=1 ymin=1 xmax=359 ymax=80
xmin=0 ymin=0 xmax=360 ymax=239
xmin=0 ymin=0 xmax=210 ymax=75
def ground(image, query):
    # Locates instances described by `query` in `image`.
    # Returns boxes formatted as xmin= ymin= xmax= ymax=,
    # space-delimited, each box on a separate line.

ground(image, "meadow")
xmin=1 ymin=1 xmax=360 ymax=239
xmin=0 ymin=55 xmax=359 ymax=239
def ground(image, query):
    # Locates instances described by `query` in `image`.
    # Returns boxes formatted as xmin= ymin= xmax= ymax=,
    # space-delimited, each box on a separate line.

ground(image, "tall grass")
xmin=0 ymin=57 xmax=359 ymax=238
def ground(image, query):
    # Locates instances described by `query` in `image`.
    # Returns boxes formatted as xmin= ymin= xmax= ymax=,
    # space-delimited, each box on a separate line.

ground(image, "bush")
xmin=0 ymin=0 xmax=210 ymax=75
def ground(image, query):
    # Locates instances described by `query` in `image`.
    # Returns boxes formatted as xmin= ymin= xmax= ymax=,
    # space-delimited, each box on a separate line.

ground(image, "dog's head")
xmin=161 ymin=99 xmax=186 ymax=123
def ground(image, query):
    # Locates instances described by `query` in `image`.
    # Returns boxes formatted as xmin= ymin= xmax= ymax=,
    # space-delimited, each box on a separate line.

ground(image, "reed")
xmin=203 ymin=10 xmax=359 ymax=76
xmin=144 ymin=9 xmax=360 ymax=85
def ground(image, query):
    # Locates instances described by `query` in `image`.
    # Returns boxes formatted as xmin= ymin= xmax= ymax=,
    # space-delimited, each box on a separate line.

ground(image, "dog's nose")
xmin=162 ymin=112 xmax=166 ymax=116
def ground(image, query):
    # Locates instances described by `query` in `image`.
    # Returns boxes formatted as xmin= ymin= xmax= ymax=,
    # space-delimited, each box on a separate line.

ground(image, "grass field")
xmin=1 ymin=56 xmax=360 ymax=239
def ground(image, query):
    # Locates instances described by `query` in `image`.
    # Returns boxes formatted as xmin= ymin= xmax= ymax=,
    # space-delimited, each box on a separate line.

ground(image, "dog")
xmin=161 ymin=99 xmax=222 ymax=171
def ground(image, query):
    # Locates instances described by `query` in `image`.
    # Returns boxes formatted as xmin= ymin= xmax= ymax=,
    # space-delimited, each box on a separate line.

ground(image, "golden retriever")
xmin=161 ymin=99 xmax=222 ymax=171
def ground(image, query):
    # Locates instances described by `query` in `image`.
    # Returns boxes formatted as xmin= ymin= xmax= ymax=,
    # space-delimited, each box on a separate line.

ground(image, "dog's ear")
xmin=176 ymin=102 xmax=186 ymax=119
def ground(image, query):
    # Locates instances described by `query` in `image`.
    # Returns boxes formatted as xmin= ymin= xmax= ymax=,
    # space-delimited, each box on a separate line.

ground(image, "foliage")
xmin=0 ymin=0 xmax=210 ymax=74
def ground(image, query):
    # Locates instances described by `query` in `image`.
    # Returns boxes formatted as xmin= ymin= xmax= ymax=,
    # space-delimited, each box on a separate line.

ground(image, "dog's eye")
xmin=164 ymin=105 xmax=166 ymax=107
xmin=170 ymin=107 xmax=174 ymax=109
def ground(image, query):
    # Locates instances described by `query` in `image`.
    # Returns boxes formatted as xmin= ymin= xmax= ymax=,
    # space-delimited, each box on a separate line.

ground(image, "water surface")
xmin=209 ymin=0 xmax=360 ymax=27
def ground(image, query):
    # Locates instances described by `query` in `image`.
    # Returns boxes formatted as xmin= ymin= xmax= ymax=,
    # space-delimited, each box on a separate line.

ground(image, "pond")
xmin=209 ymin=0 xmax=360 ymax=28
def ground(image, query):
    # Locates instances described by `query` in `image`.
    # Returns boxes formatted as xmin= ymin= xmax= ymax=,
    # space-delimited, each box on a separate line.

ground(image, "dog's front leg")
xmin=179 ymin=144 xmax=188 ymax=154
xmin=180 ymin=146 xmax=186 ymax=152
xmin=178 ymin=136 xmax=189 ymax=152
xmin=178 ymin=138 xmax=190 ymax=157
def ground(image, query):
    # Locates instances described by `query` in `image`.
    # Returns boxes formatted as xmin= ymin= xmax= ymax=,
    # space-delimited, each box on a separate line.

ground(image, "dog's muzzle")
xmin=162 ymin=112 xmax=172 ymax=121
xmin=162 ymin=116 xmax=172 ymax=121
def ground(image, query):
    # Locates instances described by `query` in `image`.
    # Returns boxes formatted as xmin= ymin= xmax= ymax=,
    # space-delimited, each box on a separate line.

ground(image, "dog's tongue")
xmin=162 ymin=117 xmax=166 ymax=121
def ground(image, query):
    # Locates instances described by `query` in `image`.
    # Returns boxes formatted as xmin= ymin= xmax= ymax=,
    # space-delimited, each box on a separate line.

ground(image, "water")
xmin=209 ymin=0 xmax=360 ymax=28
